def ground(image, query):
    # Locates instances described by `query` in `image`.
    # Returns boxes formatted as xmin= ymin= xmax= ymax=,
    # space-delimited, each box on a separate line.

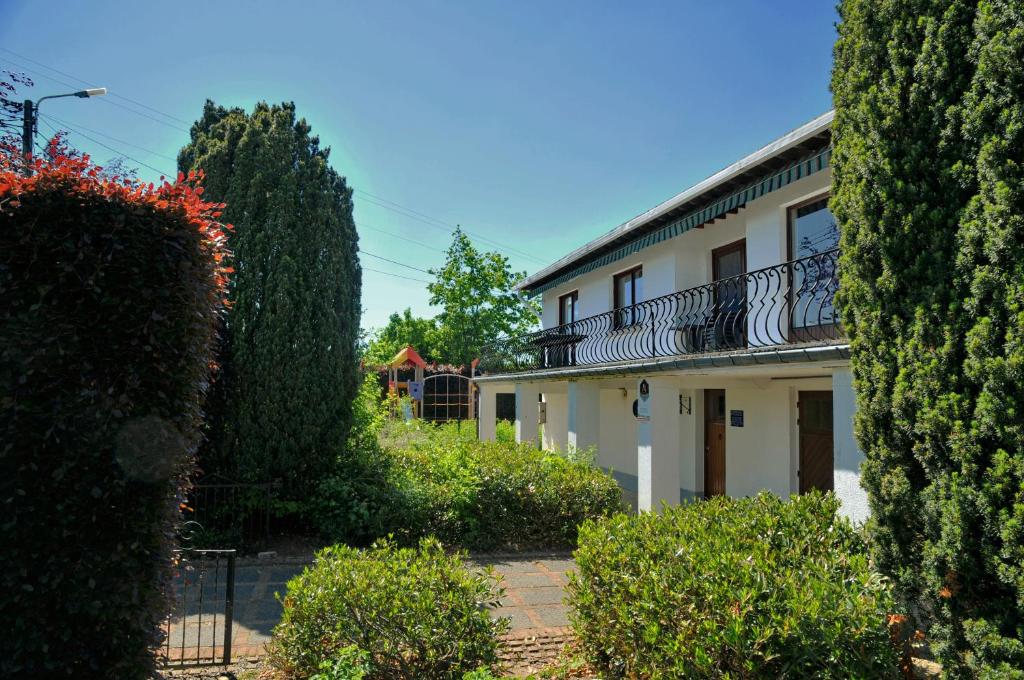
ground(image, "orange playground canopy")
xmin=388 ymin=344 xmax=426 ymax=368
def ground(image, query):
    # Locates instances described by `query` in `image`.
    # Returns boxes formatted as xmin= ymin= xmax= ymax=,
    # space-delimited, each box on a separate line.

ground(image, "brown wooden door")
xmin=710 ymin=240 xmax=747 ymax=349
xmin=704 ymin=389 xmax=726 ymax=497
xmin=799 ymin=391 xmax=834 ymax=493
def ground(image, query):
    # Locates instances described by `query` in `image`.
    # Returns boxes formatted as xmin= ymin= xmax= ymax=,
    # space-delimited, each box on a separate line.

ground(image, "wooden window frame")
xmin=787 ymin=194 xmax=837 ymax=340
xmin=612 ymin=265 xmax=643 ymax=329
xmin=711 ymin=239 xmax=747 ymax=282
xmin=786 ymin=193 xmax=833 ymax=261
xmin=558 ymin=290 xmax=579 ymax=326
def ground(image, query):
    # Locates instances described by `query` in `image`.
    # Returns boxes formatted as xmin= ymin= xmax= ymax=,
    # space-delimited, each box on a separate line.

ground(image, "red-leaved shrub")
xmin=0 ymin=147 xmax=230 ymax=678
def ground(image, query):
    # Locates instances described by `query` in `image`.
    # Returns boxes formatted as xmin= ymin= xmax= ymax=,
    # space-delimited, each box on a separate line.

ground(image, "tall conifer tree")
xmin=179 ymin=101 xmax=362 ymax=501
xmin=832 ymin=1 xmax=1024 ymax=674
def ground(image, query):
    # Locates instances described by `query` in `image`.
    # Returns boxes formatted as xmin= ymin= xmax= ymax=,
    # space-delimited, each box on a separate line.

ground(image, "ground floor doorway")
xmin=798 ymin=390 xmax=834 ymax=493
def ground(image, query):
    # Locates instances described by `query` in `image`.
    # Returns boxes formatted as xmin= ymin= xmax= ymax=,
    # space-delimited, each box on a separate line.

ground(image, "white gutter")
xmin=516 ymin=109 xmax=835 ymax=292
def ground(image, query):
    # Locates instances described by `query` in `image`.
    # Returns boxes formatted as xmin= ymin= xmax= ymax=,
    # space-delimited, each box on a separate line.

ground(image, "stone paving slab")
xmin=163 ymin=552 xmax=576 ymax=666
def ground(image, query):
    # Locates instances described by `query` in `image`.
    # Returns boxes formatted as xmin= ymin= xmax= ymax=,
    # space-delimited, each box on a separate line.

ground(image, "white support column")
xmin=515 ymin=382 xmax=539 ymax=448
xmin=477 ymin=382 xmax=498 ymax=442
xmin=637 ymin=376 xmax=681 ymax=513
xmin=568 ymin=380 xmax=600 ymax=454
xmin=833 ymin=367 xmax=868 ymax=524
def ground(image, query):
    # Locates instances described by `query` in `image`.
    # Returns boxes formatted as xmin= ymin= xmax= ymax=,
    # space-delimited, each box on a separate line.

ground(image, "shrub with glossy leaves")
xmin=267 ymin=538 xmax=508 ymax=679
xmin=0 ymin=149 xmax=230 ymax=677
xmin=567 ymin=492 xmax=900 ymax=678
xmin=314 ymin=417 xmax=624 ymax=550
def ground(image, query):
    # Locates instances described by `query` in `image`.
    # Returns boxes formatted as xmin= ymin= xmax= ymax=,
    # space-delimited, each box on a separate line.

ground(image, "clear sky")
xmin=1 ymin=1 xmax=838 ymax=331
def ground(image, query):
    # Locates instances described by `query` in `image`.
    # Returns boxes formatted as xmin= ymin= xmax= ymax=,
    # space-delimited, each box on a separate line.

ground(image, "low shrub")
xmin=567 ymin=492 xmax=901 ymax=678
xmin=0 ymin=152 xmax=229 ymax=677
xmin=315 ymin=413 xmax=624 ymax=550
xmin=267 ymin=538 xmax=508 ymax=679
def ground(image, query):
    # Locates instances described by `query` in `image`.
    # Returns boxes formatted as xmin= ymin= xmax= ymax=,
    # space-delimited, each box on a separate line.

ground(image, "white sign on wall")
xmin=636 ymin=379 xmax=651 ymax=421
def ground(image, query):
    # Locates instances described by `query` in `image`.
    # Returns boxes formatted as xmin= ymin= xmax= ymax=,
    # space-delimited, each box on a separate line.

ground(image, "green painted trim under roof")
xmin=526 ymin=145 xmax=831 ymax=296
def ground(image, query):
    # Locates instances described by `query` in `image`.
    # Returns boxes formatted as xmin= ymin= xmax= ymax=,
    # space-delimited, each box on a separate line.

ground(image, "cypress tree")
xmin=179 ymin=101 xmax=362 ymax=503
xmin=832 ymin=1 xmax=1024 ymax=674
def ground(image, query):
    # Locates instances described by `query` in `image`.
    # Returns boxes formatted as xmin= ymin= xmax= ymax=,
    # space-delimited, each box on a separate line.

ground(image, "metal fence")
xmin=478 ymin=249 xmax=842 ymax=375
xmin=159 ymin=548 xmax=236 ymax=668
xmin=422 ymin=372 xmax=473 ymax=423
xmin=185 ymin=475 xmax=279 ymax=552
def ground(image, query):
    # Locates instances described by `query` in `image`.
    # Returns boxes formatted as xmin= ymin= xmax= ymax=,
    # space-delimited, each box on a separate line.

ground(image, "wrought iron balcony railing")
xmin=478 ymin=249 xmax=842 ymax=375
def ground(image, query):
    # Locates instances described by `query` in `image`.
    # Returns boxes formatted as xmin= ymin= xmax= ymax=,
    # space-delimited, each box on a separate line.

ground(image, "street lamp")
xmin=21 ymin=87 xmax=107 ymax=173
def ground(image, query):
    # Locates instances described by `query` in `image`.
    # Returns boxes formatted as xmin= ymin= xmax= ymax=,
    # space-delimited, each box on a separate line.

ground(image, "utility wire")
xmin=41 ymin=113 xmax=179 ymax=162
xmin=5 ymin=49 xmax=540 ymax=267
xmin=358 ymin=222 xmax=448 ymax=254
xmin=0 ymin=47 xmax=193 ymax=126
xmin=362 ymin=266 xmax=432 ymax=284
xmin=38 ymin=116 xmax=175 ymax=178
xmin=359 ymin=249 xmax=432 ymax=274
xmin=0 ymin=56 xmax=191 ymax=134
xmin=356 ymin=189 xmax=547 ymax=264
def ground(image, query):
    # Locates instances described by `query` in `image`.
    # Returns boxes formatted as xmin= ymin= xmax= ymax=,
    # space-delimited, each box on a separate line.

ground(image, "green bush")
xmin=315 ymin=414 xmax=624 ymax=550
xmin=267 ymin=538 xmax=508 ymax=679
xmin=0 ymin=155 xmax=229 ymax=677
xmin=567 ymin=492 xmax=900 ymax=678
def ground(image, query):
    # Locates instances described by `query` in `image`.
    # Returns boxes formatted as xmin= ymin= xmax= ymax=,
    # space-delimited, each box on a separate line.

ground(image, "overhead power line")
xmin=42 ymin=113 xmax=179 ymax=162
xmin=359 ymin=249 xmax=432 ymax=274
xmin=7 ymin=51 xmax=542 ymax=270
xmin=0 ymin=55 xmax=191 ymax=134
xmin=38 ymin=116 xmax=175 ymax=178
xmin=355 ymin=189 xmax=547 ymax=264
xmin=362 ymin=266 xmax=432 ymax=284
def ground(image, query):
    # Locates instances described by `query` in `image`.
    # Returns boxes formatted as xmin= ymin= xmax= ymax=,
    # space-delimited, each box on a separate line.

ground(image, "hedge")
xmin=0 ymin=153 xmax=230 ymax=677
xmin=267 ymin=538 xmax=507 ymax=679
xmin=567 ymin=492 xmax=900 ymax=678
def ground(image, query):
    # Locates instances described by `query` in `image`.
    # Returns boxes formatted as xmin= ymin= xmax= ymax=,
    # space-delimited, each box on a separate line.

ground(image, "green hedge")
xmin=567 ymin=492 xmax=900 ymax=678
xmin=313 ymin=399 xmax=625 ymax=550
xmin=0 ymin=157 xmax=229 ymax=677
xmin=267 ymin=538 xmax=507 ymax=679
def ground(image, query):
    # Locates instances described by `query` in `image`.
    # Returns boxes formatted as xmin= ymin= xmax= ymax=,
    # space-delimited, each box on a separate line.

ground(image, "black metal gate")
xmin=159 ymin=548 xmax=236 ymax=668
xmin=186 ymin=474 xmax=278 ymax=552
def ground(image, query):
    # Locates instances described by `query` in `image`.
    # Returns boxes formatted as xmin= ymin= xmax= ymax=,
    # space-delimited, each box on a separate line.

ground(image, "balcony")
xmin=478 ymin=249 xmax=843 ymax=376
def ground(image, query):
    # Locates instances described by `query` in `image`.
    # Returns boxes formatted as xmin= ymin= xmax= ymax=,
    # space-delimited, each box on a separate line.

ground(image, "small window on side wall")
xmin=558 ymin=290 xmax=578 ymax=326
xmin=613 ymin=266 xmax=643 ymax=329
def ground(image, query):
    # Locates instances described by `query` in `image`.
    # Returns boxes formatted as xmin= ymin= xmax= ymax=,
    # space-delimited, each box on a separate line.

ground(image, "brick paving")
xmin=162 ymin=552 xmax=575 ymax=669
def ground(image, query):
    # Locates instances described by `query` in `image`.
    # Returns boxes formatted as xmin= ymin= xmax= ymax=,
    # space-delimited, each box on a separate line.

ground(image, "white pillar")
xmin=477 ymin=382 xmax=498 ymax=442
xmin=637 ymin=377 xmax=681 ymax=512
xmin=833 ymin=368 xmax=868 ymax=524
xmin=568 ymin=380 xmax=600 ymax=454
xmin=515 ymin=382 xmax=539 ymax=448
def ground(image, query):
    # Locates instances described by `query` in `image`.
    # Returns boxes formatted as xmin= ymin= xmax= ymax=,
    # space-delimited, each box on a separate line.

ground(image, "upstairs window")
xmin=788 ymin=196 xmax=838 ymax=329
xmin=558 ymin=290 xmax=578 ymax=326
xmin=613 ymin=266 xmax=643 ymax=328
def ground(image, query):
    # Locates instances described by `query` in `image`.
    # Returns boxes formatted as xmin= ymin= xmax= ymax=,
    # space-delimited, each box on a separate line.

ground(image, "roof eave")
xmin=516 ymin=109 xmax=835 ymax=293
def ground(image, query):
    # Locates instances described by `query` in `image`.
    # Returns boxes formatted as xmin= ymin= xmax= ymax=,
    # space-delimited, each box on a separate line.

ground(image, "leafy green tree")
xmin=832 ymin=1 xmax=1024 ymax=674
xmin=179 ymin=100 xmax=362 ymax=502
xmin=363 ymin=308 xmax=437 ymax=365
xmin=427 ymin=229 xmax=539 ymax=367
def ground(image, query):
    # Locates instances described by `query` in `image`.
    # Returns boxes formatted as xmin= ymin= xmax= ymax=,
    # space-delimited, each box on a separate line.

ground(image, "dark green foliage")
xmin=313 ymin=411 xmax=625 ymax=551
xmin=832 ymin=0 xmax=1024 ymax=674
xmin=266 ymin=538 xmax=508 ymax=679
xmin=179 ymin=100 xmax=362 ymax=502
xmin=0 ymin=158 xmax=227 ymax=677
xmin=567 ymin=493 xmax=900 ymax=678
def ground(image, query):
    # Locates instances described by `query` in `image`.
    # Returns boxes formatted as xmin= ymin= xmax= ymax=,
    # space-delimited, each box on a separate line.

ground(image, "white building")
xmin=474 ymin=110 xmax=870 ymax=523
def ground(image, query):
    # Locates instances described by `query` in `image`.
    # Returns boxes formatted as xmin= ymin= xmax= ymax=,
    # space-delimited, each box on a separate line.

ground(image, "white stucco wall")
xmin=598 ymin=387 xmax=638 ymax=507
xmin=541 ymin=392 xmax=568 ymax=451
xmin=833 ymin=367 xmax=868 ymax=524
xmin=724 ymin=383 xmax=794 ymax=498
xmin=538 ymin=169 xmax=832 ymax=329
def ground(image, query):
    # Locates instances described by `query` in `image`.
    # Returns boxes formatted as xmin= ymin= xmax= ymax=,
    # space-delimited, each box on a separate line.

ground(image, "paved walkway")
xmin=163 ymin=553 xmax=575 ymax=666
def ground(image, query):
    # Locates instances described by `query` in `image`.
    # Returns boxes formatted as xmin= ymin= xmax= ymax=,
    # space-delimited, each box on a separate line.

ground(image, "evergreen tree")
xmin=179 ymin=101 xmax=362 ymax=501
xmin=832 ymin=1 xmax=1024 ymax=674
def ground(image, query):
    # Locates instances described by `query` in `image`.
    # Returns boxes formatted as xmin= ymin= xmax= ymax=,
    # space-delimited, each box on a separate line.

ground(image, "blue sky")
xmin=1 ymin=1 xmax=838 ymax=330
